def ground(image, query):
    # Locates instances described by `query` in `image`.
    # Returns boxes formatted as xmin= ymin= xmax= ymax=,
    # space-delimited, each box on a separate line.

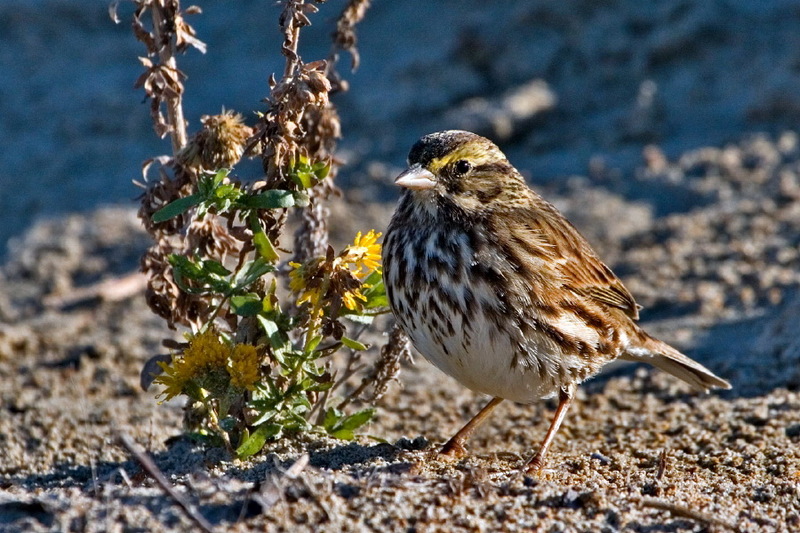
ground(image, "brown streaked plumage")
xmin=382 ymin=130 xmax=730 ymax=472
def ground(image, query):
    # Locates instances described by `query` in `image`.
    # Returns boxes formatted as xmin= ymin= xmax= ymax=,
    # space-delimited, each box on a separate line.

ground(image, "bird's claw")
xmin=438 ymin=439 xmax=468 ymax=460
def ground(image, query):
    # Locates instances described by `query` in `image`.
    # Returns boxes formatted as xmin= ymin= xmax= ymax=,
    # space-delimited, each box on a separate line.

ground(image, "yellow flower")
xmin=341 ymin=287 xmax=367 ymax=311
xmin=288 ymin=261 xmax=306 ymax=292
xmin=154 ymin=358 xmax=193 ymax=402
xmin=342 ymin=230 xmax=382 ymax=278
xmin=185 ymin=329 xmax=229 ymax=368
xmin=154 ymin=330 xmax=236 ymax=401
xmin=289 ymin=230 xmax=381 ymax=314
xmin=289 ymin=259 xmax=324 ymax=308
xmin=229 ymin=344 xmax=260 ymax=390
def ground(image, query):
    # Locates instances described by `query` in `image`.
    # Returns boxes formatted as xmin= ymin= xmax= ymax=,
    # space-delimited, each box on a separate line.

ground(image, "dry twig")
xmin=118 ymin=433 xmax=215 ymax=533
xmin=253 ymin=454 xmax=310 ymax=511
xmin=43 ymin=272 xmax=147 ymax=309
xmin=656 ymin=448 xmax=668 ymax=481
xmin=340 ymin=322 xmax=412 ymax=408
xmin=640 ymin=498 xmax=740 ymax=532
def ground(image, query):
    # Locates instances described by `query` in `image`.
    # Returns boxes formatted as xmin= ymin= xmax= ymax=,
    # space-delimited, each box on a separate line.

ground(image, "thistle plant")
xmin=125 ymin=0 xmax=408 ymax=458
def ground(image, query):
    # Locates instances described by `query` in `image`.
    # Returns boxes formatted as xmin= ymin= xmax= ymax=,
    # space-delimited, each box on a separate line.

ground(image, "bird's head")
xmin=394 ymin=130 xmax=526 ymax=212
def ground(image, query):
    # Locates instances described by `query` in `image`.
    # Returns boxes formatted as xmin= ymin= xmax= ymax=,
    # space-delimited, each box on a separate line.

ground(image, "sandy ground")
xmin=2 ymin=129 xmax=800 ymax=531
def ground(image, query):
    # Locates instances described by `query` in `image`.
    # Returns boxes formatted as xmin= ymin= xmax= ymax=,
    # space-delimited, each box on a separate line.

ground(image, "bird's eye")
xmin=454 ymin=159 xmax=472 ymax=175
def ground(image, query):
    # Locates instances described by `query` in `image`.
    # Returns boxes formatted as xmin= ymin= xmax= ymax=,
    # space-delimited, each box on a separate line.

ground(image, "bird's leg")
xmin=523 ymin=386 xmax=574 ymax=473
xmin=439 ymin=397 xmax=504 ymax=459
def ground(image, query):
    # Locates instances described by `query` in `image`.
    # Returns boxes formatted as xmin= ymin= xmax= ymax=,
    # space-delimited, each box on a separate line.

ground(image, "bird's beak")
xmin=394 ymin=164 xmax=436 ymax=190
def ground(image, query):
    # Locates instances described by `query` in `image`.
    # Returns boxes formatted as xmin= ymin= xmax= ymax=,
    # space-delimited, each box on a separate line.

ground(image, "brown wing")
xmin=502 ymin=197 xmax=640 ymax=320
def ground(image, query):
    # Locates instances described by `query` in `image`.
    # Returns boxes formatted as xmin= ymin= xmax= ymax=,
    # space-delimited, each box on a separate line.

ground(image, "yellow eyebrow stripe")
xmin=428 ymin=143 xmax=499 ymax=172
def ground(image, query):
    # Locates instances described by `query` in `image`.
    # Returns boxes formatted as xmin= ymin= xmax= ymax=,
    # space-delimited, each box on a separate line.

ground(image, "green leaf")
xmin=182 ymin=380 xmax=205 ymax=403
xmin=247 ymin=211 xmax=280 ymax=263
xmin=249 ymin=408 xmax=278 ymax=427
xmin=312 ymin=160 xmax=331 ymax=180
xmin=169 ymin=254 xmax=230 ymax=278
xmin=282 ymin=412 xmax=312 ymax=431
xmin=342 ymin=313 xmax=375 ymax=325
xmin=258 ymin=315 xmax=278 ymax=337
xmin=202 ymin=259 xmax=232 ymax=277
xmin=304 ymin=380 xmax=334 ymax=393
xmin=337 ymin=408 xmax=375 ymax=431
xmin=257 ymin=316 xmax=290 ymax=354
xmin=210 ymin=168 xmax=229 ymax=188
xmin=167 ymin=254 xmax=195 ymax=274
xmin=253 ymin=229 xmax=279 ymax=262
xmin=364 ymin=286 xmax=388 ymax=309
xmin=323 ymin=407 xmax=343 ymax=431
xmin=361 ymin=271 xmax=388 ymax=309
xmin=302 ymin=359 xmax=326 ymax=376
xmin=196 ymin=168 xmax=227 ymax=195
xmin=232 ymin=257 xmax=274 ymax=288
xmin=236 ymin=423 xmax=281 ymax=459
xmin=341 ymin=336 xmax=368 ymax=351
xmin=253 ymin=378 xmax=279 ymax=399
xmin=214 ymin=182 xmax=240 ymax=200
xmin=230 ymin=293 xmax=263 ymax=316
xmin=330 ymin=428 xmax=355 ymax=440
xmin=241 ymin=190 xmax=297 ymax=209
xmin=290 ymin=394 xmax=311 ymax=415
xmin=152 ymin=193 xmax=202 ymax=223
xmin=292 ymin=191 xmax=310 ymax=208
xmin=290 ymin=169 xmax=315 ymax=189
xmin=169 ymin=255 xmax=235 ymax=295
xmin=361 ymin=270 xmax=382 ymax=286
xmin=169 ymin=255 xmax=228 ymax=294
xmin=304 ymin=335 xmax=322 ymax=353
xmin=324 ymin=407 xmax=375 ymax=440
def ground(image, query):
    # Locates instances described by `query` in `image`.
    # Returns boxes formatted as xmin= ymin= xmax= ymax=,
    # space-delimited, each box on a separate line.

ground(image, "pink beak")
xmin=394 ymin=164 xmax=436 ymax=190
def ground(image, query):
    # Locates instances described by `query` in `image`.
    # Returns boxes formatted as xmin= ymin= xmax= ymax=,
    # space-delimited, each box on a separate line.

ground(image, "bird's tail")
xmin=620 ymin=334 xmax=731 ymax=392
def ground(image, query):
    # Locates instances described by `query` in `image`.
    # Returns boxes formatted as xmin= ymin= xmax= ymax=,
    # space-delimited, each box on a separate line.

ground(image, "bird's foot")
xmin=521 ymin=454 xmax=546 ymax=475
xmin=437 ymin=439 xmax=468 ymax=461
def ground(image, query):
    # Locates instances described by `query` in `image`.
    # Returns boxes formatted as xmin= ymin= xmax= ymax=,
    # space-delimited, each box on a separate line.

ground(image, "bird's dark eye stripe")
xmin=473 ymin=162 xmax=511 ymax=175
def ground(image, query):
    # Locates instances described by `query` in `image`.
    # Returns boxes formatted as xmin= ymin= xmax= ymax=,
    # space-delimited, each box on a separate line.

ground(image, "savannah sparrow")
xmin=382 ymin=130 xmax=730 ymax=472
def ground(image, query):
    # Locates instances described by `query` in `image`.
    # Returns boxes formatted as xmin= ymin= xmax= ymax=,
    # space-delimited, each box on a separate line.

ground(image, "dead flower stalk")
xmin=121 ymin=0 xmax=409 ymax=459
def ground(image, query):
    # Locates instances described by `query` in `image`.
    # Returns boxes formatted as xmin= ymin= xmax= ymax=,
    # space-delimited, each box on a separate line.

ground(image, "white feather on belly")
xmin=404 ymin=286 xmax=568 ymax=404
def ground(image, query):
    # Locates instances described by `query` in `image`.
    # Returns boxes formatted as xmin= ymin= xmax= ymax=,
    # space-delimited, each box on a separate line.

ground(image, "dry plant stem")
xmin=656 ymin=448 xmax=668 ymax=481
xmin=640 ymin=498 xmax=741 ymax=532
xmin=202 ymin=398 xmax=234 ymax=454
xmin=283 ymin=22 xmax=301 ymax=78
xmin=118 ymin=433 xmax=215 ymax=533
xmin=293 ymin=188 xmax=330 ymax=263
xmin=151 ymin=0 xmax=187 ymax=152
xmin=330 ymin=324 xmax=367 ymax=409
xmin=280 ymin=0 xmax=308 ymax=79
xmin=310 ymin=322 xmax=370 ymax=421
xmin=329 ymin=0 xmax=372 ymax=71
xmin=299 ymin=476 xmax=331 ymax=521
xmin=310 ymin=387 xmax=331 ymax=425
xmin=309 ymin=352 xmax=360 ymax=423
xmin=255 ymin=454 xmax=310 ymax=511
xmin=340 ymin=323 xmax=411 ymax=408
xmin=334 ymin=361 xmax=370 ymax=411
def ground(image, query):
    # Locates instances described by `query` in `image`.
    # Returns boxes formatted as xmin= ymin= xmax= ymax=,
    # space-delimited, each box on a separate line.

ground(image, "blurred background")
xmin=2 ymin=0 xmax=800 ymax=253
